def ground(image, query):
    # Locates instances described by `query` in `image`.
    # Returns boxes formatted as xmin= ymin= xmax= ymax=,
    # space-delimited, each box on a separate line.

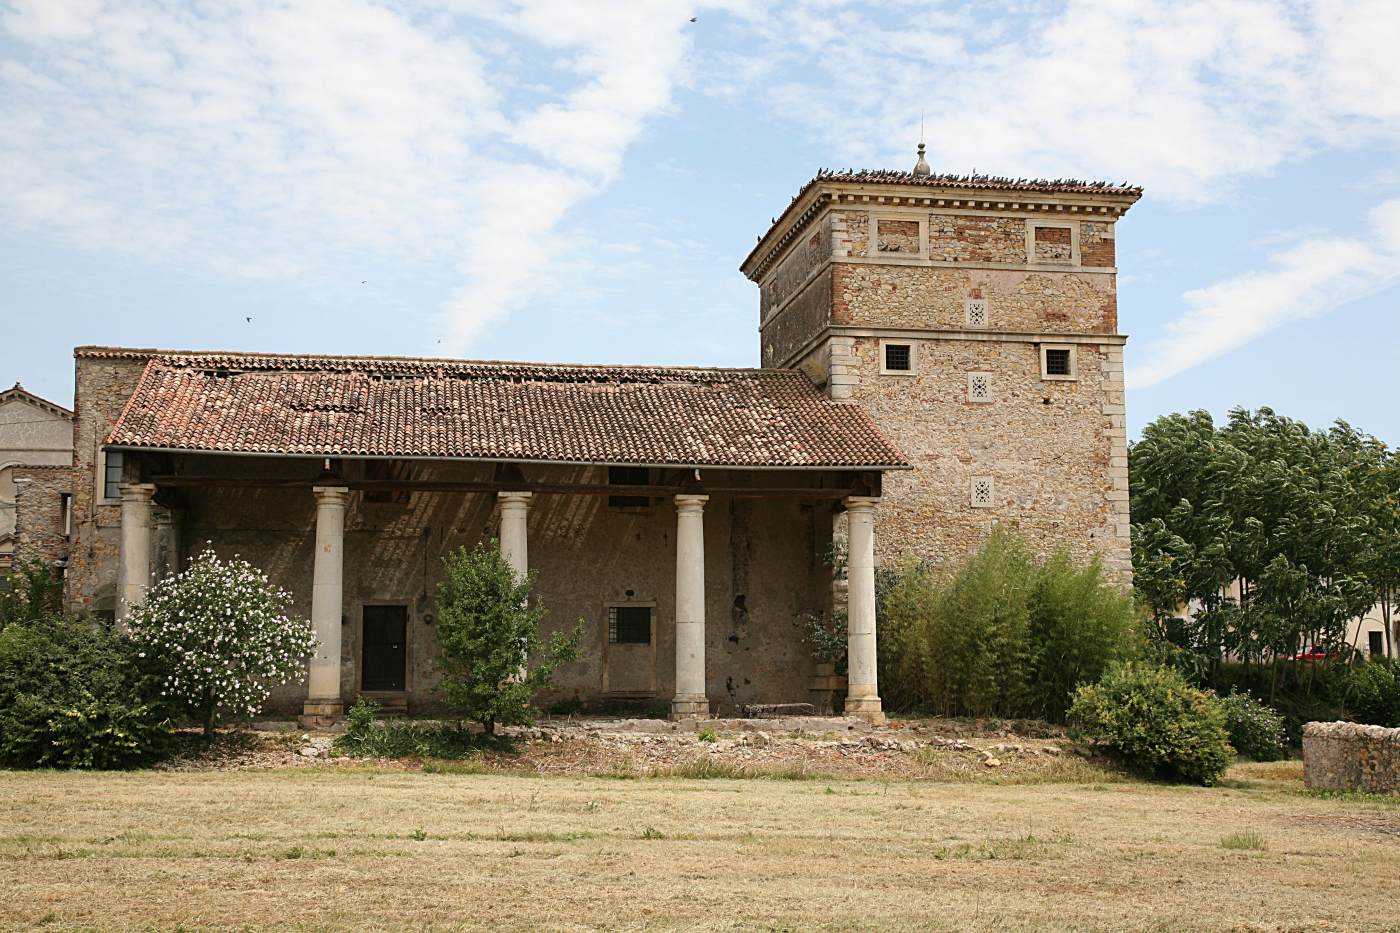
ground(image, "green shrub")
xmin=1026 ymin=550 xmax=1140 ymax=721
xmin=878 ymin=528 xmax=1140 ymax=721
xmin=0 ymin=557 xmax=64 ymax=628
xmin=1068 ymin=663 xmax=1234 ymax=785
xmin=335 ymin=697 xmax=495 ymax=759
xmin=0 ymin=618 xmax=173 ymax=768
xmin=1219 ymin=691 xmax=1287 ymax=761
xmin=879 ymin=529 xmax=1034 ymax=717
xmin=126 ymin=548 xmax=316 ymax=733
xmin=1347 ymin=660 xmax=1400 ymax=727
xmin=435 ymin=541 xmax=582 ymax=734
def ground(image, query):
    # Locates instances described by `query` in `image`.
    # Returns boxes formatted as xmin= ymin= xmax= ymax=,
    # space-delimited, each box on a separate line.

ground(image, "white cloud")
xmin=0 ymin=0 xmax=695 ymax=350
xmin=706 ymin=0 xmax=1400 ymax=384
xmin=1128 ymin=198 xmax=1400 ymax=388
xmin=712 ymin=0 xmax=1399 ymax=204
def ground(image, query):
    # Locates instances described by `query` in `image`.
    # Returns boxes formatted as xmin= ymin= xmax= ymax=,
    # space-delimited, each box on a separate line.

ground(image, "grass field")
xmin=2 ymin=760 xmax=1398 ymax=931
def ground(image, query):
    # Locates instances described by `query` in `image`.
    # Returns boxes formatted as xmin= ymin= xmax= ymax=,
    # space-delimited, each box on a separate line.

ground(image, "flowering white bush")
xmin=126 ymin=547 xmax=316 ymax=733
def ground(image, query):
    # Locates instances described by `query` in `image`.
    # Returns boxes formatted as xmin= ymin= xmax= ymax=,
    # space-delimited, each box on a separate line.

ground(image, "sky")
xmin=2 ymin=0 xmax=1399 ymax=444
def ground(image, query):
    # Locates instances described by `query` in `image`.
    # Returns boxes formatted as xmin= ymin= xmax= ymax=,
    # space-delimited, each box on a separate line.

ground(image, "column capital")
xmin=312 ymin=485 xmax=351 ymax=506
xmin=843 ymin=495 xmax=880 ymax=512
xmin=497 ymin=490 xmax=533 ymax=507
xmin=119 ymin=482 xmax=157 ymax=503
xmin=674 ymin=494 xmax=709 ymax=512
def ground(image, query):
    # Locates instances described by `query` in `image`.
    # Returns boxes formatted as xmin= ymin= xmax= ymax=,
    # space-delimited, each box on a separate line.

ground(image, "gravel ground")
xmin=159 ymin=716 xmax=1091 ymax=781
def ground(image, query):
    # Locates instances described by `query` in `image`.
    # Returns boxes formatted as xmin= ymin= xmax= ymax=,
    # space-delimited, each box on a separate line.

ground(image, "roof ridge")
xmin=80 ymin=346 xmax=796 ymax=377
xmin=0 ymin=383 xmax=74 ymax=417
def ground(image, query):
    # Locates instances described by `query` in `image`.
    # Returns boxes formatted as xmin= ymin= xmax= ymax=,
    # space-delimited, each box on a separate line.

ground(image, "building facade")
xmin=744 ymin=156 xmax=1140 ymax=575
xmin=60 ymin=157 xmax=1142 ymax=721
xmin=0 ymin=384 xmax=73 ymax=571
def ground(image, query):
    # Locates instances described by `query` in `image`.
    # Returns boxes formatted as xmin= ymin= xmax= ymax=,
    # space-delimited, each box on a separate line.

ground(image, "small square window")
xmin=882 ymin=343 xmax=912 ymax=373
xmin=609 ymin=605 xmax=652 ymax=644
xmin=965 ymin=299 xmax=988 ymax=328
xmin=103 ymin=450 xmax=124 ymax=501
xmin=967 ymin=373 xmax=991 ymax=403
xmin=608 ymin=466 xmax=651 ymax=508
xmin=971 ymin=476 xmax=995 ymax=508
xmin=1040 ymin=345 xmax=1077 ymax=380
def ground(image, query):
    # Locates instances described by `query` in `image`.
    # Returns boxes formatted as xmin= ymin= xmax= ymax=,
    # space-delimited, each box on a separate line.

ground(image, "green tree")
xmin=126 ymin=548 xmax=316 ymax=733
xmin=1130 ymin=407 xmax=1388 ymax=696
xmin=435 ymin=541 xmax=582 ymax=735
xmin=0 ymin=556 xmax=64 ymax=629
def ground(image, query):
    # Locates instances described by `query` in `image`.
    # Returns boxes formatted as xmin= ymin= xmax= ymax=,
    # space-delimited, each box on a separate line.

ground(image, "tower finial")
xmin=912 ymin=141 xmax=930 ymax=176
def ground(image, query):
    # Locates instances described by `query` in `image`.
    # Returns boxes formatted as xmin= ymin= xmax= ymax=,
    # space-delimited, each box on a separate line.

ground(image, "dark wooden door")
xmin=362 ymin=605 xmax=407 ymax=692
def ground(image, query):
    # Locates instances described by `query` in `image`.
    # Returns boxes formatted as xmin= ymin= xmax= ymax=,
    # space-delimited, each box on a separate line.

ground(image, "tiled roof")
xmin=0 ymin=383 xmax=73 ymax=418
xmin=807 ymin=168 xmax=1143 ymax=197
xmin=104 ymin=351 xmax=910 ymax=469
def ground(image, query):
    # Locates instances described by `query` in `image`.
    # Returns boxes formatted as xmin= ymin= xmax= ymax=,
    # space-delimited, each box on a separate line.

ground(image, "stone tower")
xmin=741 ymin=153 xmax=1142 ymax=575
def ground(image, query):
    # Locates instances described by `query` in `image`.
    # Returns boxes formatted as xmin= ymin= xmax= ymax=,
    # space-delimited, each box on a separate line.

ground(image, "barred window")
xmin=1040 ymin=345 xmax=1076 ymax=380
xmin=883 ymin=343 xmax=911 ymax=372
xmin=608 ymin=605 xmax=652 ymax=644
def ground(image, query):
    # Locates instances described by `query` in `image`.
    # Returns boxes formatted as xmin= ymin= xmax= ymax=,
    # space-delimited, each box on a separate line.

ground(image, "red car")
xmin=1292 ymin=645 xmax=1328 ymax=661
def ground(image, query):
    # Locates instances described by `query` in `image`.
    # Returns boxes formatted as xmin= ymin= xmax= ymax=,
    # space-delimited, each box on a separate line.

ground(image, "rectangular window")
xmin=1369 ymin=631 xmax=1385 ymax=657
xmin=971 ymin=476 xmax=994 ymax=508
xmin=103 ymin=451 xmax=124 ymax=501
xmin=1040 ymin=345 xmax=1077 ymax=381
xmin=880 ymin=342 xmax=914 ymax=375
xmin=607 ymin=466 xmax=651 ymax=508
xmin=60 ymin=493 xmax=72 ymax=536
xmin=608 ymin=605 xmax=652 ymax=644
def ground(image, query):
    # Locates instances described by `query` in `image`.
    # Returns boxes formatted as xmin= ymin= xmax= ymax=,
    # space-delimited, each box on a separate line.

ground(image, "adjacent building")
xmin=0 ymin=383 xmax=73 ymax=572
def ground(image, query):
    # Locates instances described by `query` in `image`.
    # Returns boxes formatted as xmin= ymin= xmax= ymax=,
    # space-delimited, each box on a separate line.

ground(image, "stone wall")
xmin=67 ymin=351 xmax=157 ymax=614
xmin=831 ymin=264 xmax=1117 ymax=335
xmin=760 ymin=269 xmax=831 ymax=367
xmin=1080 ymin=222 xmax=1116 ymax=268
xmin=86 ymin=448 xmax=830 ymax=716
xmin=927 ymin=214 xmax=1026 ymax=264
xmin=753 ymin=198 xmax=1132 ymax=579
xmin=1303 ymin=721 xmax=1400 ymax=794
xmin=847 ymin=335 xmax=1129 ymax=573
xmin=12 ymin=465 xmax=71 ymax=563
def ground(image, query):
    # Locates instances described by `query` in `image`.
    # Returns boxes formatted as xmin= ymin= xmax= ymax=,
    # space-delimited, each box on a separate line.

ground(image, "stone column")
xmin=843 ymin=496 xmax=884 ymax=722
xmin=116 ymin=482 xmax=156 ymax=627
xmin=497 ymin=492 xmax=531 ymax=581
xmin=672 ymin=494 xmax=709 ymax=719
xmin=304 ymin=486 xmax=349 ymax=723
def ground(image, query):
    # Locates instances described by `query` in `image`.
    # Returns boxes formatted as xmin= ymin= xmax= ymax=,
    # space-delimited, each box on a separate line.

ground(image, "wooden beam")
xmin=144 ymin=475 xmax=866 ymax=500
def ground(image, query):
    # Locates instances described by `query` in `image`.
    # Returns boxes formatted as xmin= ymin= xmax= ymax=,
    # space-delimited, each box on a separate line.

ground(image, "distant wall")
xmin=1303 ymin=721 xmax=1400 ymax=794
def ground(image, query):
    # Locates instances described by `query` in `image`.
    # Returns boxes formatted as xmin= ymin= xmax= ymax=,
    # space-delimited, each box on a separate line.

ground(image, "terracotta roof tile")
xmin=807 ymin=168 xmax=1143 ymax=197
xmin=105 ymin=352 xmax=910 ymax=469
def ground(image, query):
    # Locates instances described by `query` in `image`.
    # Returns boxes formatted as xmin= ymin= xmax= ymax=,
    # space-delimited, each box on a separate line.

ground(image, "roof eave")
xmin=101 ymin=442 xmax=912 ymax=472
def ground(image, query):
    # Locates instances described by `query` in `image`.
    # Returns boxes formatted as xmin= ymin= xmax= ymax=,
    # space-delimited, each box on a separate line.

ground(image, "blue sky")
xmin=3 ymin=0 xmax=1398 ymax=444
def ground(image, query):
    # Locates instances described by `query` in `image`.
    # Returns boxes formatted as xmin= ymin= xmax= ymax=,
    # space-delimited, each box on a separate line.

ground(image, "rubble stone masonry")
xmin=1304 ymin=721 xmax=1400 ymax=794
xmin=13 ymin=464 xmax=71 ymax=563
xmin=753 ymin=197 xmax=1133 ymax=577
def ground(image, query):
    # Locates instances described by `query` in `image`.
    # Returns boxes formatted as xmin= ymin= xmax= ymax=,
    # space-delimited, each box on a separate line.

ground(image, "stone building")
xmin=60 ymin=152 xmax=1142 ymax=720
xmin=0 ymin=383 xmax=73 ymax=571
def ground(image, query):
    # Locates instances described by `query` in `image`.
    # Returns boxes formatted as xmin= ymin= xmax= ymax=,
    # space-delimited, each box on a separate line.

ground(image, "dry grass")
xmin=2 ymin=758 xmax=1398 ymax=931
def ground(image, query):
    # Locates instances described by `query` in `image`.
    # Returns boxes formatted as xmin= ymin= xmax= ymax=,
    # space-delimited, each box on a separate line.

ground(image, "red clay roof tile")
xmin=104 ymin=352 xmax=909 ymax=469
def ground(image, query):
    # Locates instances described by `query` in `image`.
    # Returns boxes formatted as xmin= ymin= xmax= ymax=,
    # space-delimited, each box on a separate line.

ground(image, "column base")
xmin=843 ymin=694 xmax=885 ymax=723
xmin=670 ymin=695 xmax=710 ymax=720
xmin=300 ymin=699 xmax=343 ymax=729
